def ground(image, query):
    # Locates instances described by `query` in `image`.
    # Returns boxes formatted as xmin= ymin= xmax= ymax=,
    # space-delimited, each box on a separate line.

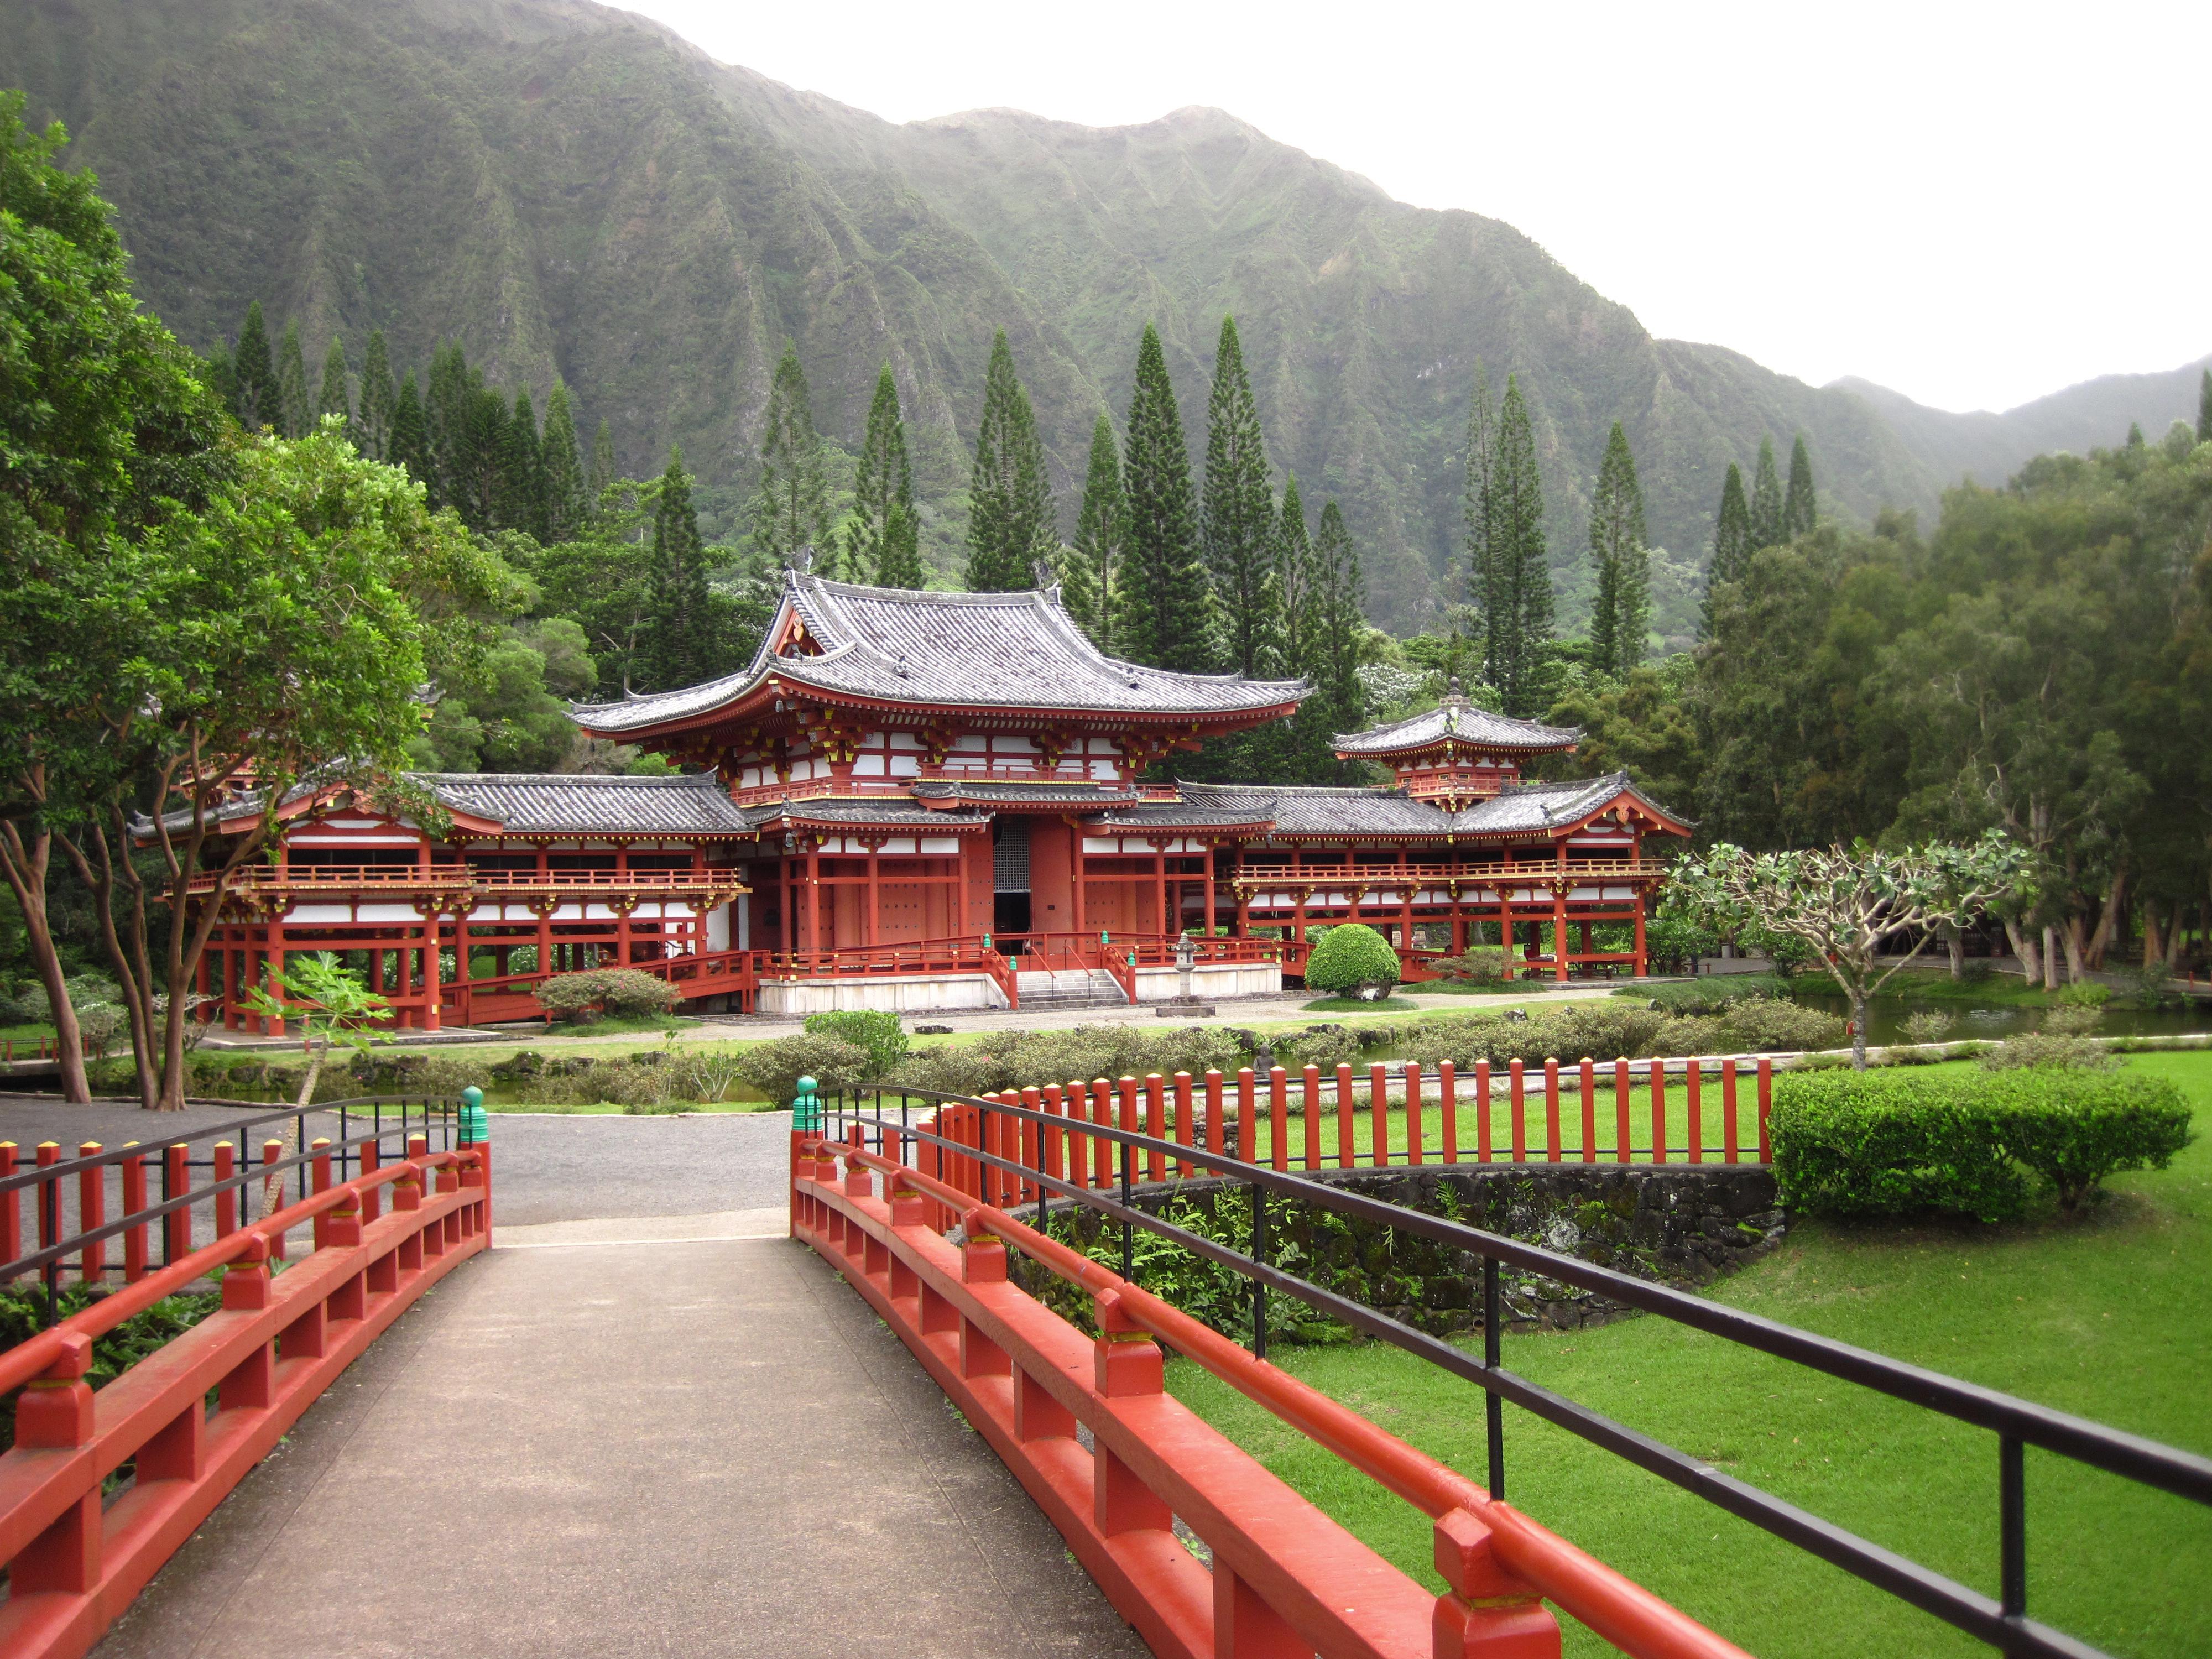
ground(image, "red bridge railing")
xmin=0 ymin=1105 xmax=489 ymax=1658
xmin=794 ymin=1129 xmax=1746 ymax=1658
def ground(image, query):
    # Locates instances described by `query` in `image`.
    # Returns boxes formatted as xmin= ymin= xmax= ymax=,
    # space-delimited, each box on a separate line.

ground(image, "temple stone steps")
xmin=1014 ymin=967 xmax=1131 ymax=1010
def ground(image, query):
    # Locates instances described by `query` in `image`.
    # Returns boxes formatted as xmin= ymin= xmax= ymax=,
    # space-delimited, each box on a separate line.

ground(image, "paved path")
xmin=52 ymin=1102 xmax=1145 ymax=1657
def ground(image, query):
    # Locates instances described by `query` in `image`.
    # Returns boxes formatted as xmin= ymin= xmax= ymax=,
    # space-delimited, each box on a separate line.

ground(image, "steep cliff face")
xmin=6 ymin=0 xmax=2190 ymax=626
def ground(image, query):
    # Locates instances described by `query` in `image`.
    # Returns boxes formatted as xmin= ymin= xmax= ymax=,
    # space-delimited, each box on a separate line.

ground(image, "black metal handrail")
xmin=813 ymin=1083 xmax=2211 ymax=1659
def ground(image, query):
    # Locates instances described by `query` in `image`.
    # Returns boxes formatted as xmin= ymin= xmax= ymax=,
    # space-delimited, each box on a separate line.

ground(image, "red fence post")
xmin=1650 ymin=1060 xmax=1668 ymax=1167
xmin=1302 ymin=1065 xmax=1322 ymax=1172
xmin=12 ymin=1331 xmax=98 ymax=1598
xmin=1686 ymin=1063 xmax=1703 ymax=1165
xmin=1407 ymin=1062 xmax=1425 ymax=1166
xmin=121 ymin=1144 xmax=148 ymax=1283
xmin=163 ymin=1143 xmax=190 ymax=1264
xmin=1579 ymin=1059 xmax=1598 ymax=1164
xmin=262 ymin=1138 xmax=286 ymax=1259
xmin=1145 ymin=1074 xmax=1166 ymax=1183
xmin=1092 ymin=1081 xmax=1115 ymax=1188
xmin=1722 ymin=1059 xmax=1740 ymax=1164
xmin=1205 ymin=1068 xmax=1225 ymax=1162
xmin=1235 ymin=1067 xmax=1255 ymax=1164
xmin=1269 ymin=1066 xmax=1288 ymax=1172
xmin=76 ymin=1141 xmax=104 ymax=1286
xmin=1439 ymin=1060 xmax=1457 ymax=1164
xmin=1042 ymin=1084 xmax=1067 ymax=1188
xmin=1432 ymin=1507 xmax=1558 ymax=1656
xmin=1757 ymin=1059 xmax=1773 ymax=1163
xmin=1613 ymin=1060 xmax=1633 ymax=1164
xmin=1370 ymin=1063 xmax=1389 ymax=1170
xmin=1475 ymin=1060 xmax=1493 ymax=1163
xmin=0 ymin=1141 xmax=17 ymax=1277
xmin=1543 ymin=1060 xmax=1561 ymax=1163
xmin=1172 ymin=1071 xmax=1193 ymax=1178
xmin=1508 ymin=1060 xmax=1526 ymax=1162
xmin=213 ymin=1141 xmax=237 ymax=1238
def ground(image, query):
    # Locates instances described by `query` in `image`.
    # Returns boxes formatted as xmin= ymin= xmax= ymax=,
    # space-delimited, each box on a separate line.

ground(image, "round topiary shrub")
xmin=1303 ymin=924 xmax=1401 ymax=1000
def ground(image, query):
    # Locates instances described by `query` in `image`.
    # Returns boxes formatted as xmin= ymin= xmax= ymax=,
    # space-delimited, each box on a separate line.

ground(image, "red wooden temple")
xmin=179 ymin=572 xmax=1686 ymax=1030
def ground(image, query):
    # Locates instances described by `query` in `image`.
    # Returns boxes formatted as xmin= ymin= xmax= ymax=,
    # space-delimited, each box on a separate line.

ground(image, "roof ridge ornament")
xmin=791 ymin=545 xmax=814 ymax=575
xmin=1031 ymin=557 xmax=1062 ymax=604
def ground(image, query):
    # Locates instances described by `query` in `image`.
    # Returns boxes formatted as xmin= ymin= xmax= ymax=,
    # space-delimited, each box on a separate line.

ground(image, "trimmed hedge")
xmin=1772 ymin=1068 xmax=2193 ymax=1222
xmin=534 ymin=968 xmax=682 ymax=1021
xmin=1303 ymin=924 xmax=1401 ymax=997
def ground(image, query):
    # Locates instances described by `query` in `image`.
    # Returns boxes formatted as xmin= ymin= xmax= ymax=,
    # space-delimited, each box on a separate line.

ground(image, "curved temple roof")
xmin=1088 ymin=772 xmax=1686 ymax=839
xmin=572 ymin=572 xmax=1307 ymax=737
xmin=1333 ymin=695 xmax=1578 ymax=757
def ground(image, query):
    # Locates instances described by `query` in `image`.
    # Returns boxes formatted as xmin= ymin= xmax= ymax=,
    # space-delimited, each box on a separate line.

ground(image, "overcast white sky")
xmin=620 ymin=0 xmax=2208 ymax=414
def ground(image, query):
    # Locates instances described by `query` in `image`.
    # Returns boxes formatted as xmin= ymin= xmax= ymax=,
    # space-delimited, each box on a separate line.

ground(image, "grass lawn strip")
xmin=1166 ymin=1051 xmax=2212 ymax=1659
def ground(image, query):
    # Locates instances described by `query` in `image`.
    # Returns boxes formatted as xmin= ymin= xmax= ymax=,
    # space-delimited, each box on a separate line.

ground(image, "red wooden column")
xmin=264 ymin=914 xmax=286 ymax=1037
xmin=1634 ymin=883 xmax=1649 ymax=977
xmin=1202 ymin=842 xmax=1216 ymax=938
xmin=806 ymin=844 xmax=823 ymax=951
xmin=1396 ymin=847 xmax=1412 ymax=951
xmin=614 ymin=846 xmax=633 ymax=966
xmin=421 ymin=911 xmax=442 ymax=1032
xmin=866 ymin=838 xmax=882 ymax=946
xmin=1068 ymin=822 xmax=1088 ymax=936
xmin=1152 ymin=842 xmax=1167 ymax=938
xmin=1551 ymin=883 xmax=1570 ymax=984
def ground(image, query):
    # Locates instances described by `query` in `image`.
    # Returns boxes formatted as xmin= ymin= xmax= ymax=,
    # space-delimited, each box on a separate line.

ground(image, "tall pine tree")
xmin=232 ymin=300 xmax=275 ymax=430
xmin=357 ymin=330 xmax=396 ymax=460
xmin=1311 ymin=499 xmax=1365 ymax=738
xmin=1748 ymin=434 xmax=1783 ymax=549
xmin=753 ymin=342 xmax=830 ymax=567
xmin=1587 ymin=420 xmax=1649 ymax=679
xmin=2198 ymin=369 xmax=2210 ymax=444
xmin=425 ymin=341 xmax=473 ymax=514
xmin=1477 ymin=374 xmax=1553 ymax=716
xmin=1781 ymin=432 xmax=1817 ymax=538
xmin=643 ymin=448 xmax=714 ymax=690
xmin=966 ymin=330 xmax=1056 ymax=591
xmin=316 ymin=335 xmax=350 ymax=432
xmin=589 ymin=418 xmax=616 ymax=513
xmin=1073 ymin=414 xmax=1128 ymax=649
xmin=1276 ymin=474 xmax=1316 ymax=679
xmin=389 ymin=369 xmax=431 ymax=490
xmin=849 ymin=362 xmax=920 ymax=586
xmin=1119 ymin=323 xmax=1214 ymax=672
xmin=1702 ymin=461 xmax=1752 ymax=635
xmin=540 ymin=383 xmax=588 ymax=542
xmin=501 ymin=389 xmax=546 ymax=539
xmin=1462 ymin=361 xmax=1496 ymax=632
xmin=1202 ymin=316 xmax=1277 ymax=676
xmin=275 ymin=319 xmax=309 ymax=439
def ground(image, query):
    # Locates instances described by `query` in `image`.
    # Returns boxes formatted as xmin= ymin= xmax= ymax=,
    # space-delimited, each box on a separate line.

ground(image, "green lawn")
xmin=1167 ymin=1052 xmax=2212 ymax=1658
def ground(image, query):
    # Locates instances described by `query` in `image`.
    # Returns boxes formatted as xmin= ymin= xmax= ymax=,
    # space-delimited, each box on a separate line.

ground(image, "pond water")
xmin=1786 ymin=990 xmax=2208 ymax=1047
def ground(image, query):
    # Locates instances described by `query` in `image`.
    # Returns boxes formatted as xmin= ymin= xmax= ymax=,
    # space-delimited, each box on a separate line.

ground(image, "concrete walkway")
xmin=97 ymin=1229 xmax=1149 ymax=1657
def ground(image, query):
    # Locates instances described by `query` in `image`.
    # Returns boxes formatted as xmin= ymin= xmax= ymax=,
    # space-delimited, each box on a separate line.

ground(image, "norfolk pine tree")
xmin=1073 ymin=414 xmax=1128 ymax=648
xmin=317 ymin=335 xmax=350 ymax=432
xmin=966 ymin=330 xmax=1056 ymax=591
xmin=645 ymin=448 xmax=714 ymax=689
xmin=1462 ymin=361 xmax=1496 ymax=628
xmin=275 ymin=319 xmax=309 ymax=439
xmin=1276 ymin=474 xmax=1315 ymax=679
xmin=589 ymin=418 xmax=617 ymax=510
xmin=1120 ymin=323 xmax=1214 ymax=672
xmin=1781 ymin=433 xmax=1817 ymax=538
xmin=1202 ymin=317 xmax=1278 ymax=676
xmin=1749 ymin=434 xmax=1783 ymax=549
xmin=1702 ymin=462 xmax=1752 ymax=635
xmin=851 ymin=363 xmax=921 ymax=586
xmin=502 ymin=389 xmax=546 ymax=540
xmin=1311 ymin=500 xmax=1365 ymax=737
xmin=357 ymin=330 xmax=396 ymax=460
xmin=1587 ymin=420 xmax=1650 ymax=678
xmin=232 ymin=299 xmax=275 ymax=430
xmin=753 ymin=342 xmax=831 ymax=567
xmin=389 ymin=369 xmax=432 ymax=492
xmin=2199 ymin=368 xmax=2211 ymax=445
xmin=1478 ymin=375 xmax=1553 ymax=716
xmin=540 ymin=384 xmax=589 ymax=543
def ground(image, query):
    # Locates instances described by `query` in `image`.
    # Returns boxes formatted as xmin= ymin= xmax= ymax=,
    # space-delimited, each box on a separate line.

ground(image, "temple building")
xmin=185 ymin=572 xmax=1686 ymax=1032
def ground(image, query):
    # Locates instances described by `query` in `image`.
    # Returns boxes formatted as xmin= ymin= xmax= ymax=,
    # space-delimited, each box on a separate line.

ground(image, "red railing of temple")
xmin=0 ymin=1121 xmax=488 ymax=1659
xmin=901 ymin=1056 xmax=1774 ymax=1199
xmin=1227 ymin=858 xmax=1659 ymax=891
xmin=792 ymin=1134 xmax=1748 ymax=1659
xmin=189 ymin=864 xmax=748 ymax=896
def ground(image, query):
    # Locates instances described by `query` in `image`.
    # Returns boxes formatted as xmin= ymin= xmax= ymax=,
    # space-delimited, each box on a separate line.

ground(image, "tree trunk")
xmin=2143 ymin=904 xmax=2164 ymax=971
xmin=2061 ymin=914 xmax=2088 ymax=985
xmin=293 ymin=1037 xmax=327 ymax=1111
xmin=0 ymin=822 xmax=91 ymax=1103
xmin=1943 ymin=920 xmax=1964 ymax=979
xmin=1851 ymin=987 xmax=1870 ymax=1070
xmin=2041 ymin=926 xmax=2059 ymax=992
xmin=2005 ymin=919 xmax=2041 ymax=985
xmin=2083 ymin=866 xmax=2124 ymax=972
xmin=58 ymin=823 xmax=158 ymax=1109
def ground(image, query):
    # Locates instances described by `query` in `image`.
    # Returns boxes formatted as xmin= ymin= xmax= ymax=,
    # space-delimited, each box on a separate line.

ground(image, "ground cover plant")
xmin=1165 ymin=1052 xmax=2212 ymax=1658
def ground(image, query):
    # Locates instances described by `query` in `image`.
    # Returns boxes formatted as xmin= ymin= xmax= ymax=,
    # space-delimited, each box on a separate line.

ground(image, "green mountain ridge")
xmin=4 ymin=0 xmax=2200 ymax=629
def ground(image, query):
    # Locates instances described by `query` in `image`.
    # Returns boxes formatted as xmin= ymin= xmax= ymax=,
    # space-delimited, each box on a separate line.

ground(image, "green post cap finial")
xmin=459 ymin=1086 xmax=487 ymax=1146
xmin=792 ymin=1074 xmax=822 ymax=1133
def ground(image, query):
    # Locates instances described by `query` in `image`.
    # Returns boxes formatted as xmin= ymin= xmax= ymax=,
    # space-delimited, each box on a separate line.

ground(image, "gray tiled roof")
xmin=1333 ymin=697 xmax=1578 ymax=755
xmin=740 ymin=797 xmax=992 ymax=833
xmin=425 ymin=774 xmax=755 ymax=836
xmin=1159 ymin=773 xmax=1667 ymax=838
xmin=910 ymin=780 xmax=1142 ymax=806
xmin=572 ymin=572 xmax=1306 ymax=733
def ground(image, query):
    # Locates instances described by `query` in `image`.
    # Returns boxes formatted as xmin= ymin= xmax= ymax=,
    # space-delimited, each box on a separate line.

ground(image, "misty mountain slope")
xmin=4 ymin=0 xmax=2196 ymax=627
